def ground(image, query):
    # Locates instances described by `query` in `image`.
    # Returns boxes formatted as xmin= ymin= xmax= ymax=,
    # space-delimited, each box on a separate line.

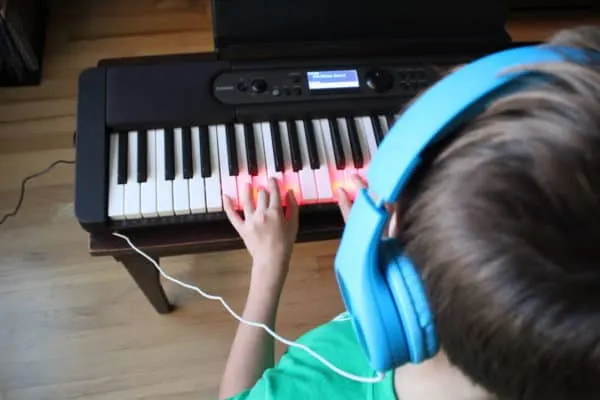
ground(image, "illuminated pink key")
xmin=260 ymin=122 xmax=287 ymax=205
xmin=251 ymin=122 xmax=269 ymax=199
xmin=354 ymin=116 xmax=374 ymax=182
xmin=319 ymin=119 xmax=350 ymax=199
xmin=295 ymin=120 xmax=319 ymax=204
xmin=308 ymin=119 xmax=334 ymax=203
xmin=279 ymin=121 xmax=301 ymax=205
xmin=336 ymin=117 xmax=360 ymax=196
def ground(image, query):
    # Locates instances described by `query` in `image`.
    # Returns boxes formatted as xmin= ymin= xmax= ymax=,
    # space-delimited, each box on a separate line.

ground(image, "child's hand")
xmin=336 ymin=175 xmax=367 ymax=223
xmin=223 ymin=178 xmax=299 ymax=288
xmin=336 ymin=174 xmax=398 ymax=237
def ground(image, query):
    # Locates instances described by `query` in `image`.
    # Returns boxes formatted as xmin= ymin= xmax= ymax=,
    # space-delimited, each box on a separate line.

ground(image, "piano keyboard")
xmin=107 ymin=115 xmax=392 ymax=221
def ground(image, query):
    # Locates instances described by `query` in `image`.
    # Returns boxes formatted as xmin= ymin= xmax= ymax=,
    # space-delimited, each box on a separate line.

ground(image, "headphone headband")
xmin=334 ymin=44 xmax=598 ymax=373
xmin=368 ymin=45 xmax=595 ymax=205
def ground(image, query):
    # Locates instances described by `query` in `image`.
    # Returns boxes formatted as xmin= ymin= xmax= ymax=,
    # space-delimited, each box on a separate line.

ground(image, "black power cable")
xmin=0 ymin=159 xmax=75 ymax=226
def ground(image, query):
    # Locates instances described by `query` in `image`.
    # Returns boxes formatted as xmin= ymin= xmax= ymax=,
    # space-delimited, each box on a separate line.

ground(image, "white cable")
xmin=112 ymin=231 xmax=386 ymax=384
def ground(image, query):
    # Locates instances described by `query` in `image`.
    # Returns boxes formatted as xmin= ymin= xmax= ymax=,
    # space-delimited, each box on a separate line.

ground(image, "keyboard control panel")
xmin=213 ymin=64 xmax=432 ymax=105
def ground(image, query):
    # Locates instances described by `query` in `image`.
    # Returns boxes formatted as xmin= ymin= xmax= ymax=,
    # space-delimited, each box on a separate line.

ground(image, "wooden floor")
xmin=0 ymin=1 xmax=597 ymax=399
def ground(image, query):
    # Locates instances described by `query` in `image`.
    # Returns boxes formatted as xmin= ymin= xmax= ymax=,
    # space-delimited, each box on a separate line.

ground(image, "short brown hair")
xmin=398 ymin=26 xmax=600 ymax=400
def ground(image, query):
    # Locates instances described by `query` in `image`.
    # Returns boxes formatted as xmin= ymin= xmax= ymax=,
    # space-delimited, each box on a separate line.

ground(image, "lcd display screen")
xmin=306 ymin=70 xmax=360 ymax=90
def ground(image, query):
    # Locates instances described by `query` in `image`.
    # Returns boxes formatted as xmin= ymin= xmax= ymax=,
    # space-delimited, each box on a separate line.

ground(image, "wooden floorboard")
xmin=0 ymin=1 xmax=597 ymax=398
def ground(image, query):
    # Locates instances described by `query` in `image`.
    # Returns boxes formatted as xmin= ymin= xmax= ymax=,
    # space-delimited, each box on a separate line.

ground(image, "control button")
xmin=272 ymin=88 xmax=281 ymax=96
xmin=283 ymin=88 xmax=291 ymax=96
xmin=292 ymin=87 xmax=302 ymax=96
xmin=237 ymin=81 xmax=248 ymax=92
xmin=290 ymin=75 xmax=302 ymax=84
xmin=365 ymin=69 xmax=394 ymax=93
xmin=250 ymin=79 xmax=268 ymax=93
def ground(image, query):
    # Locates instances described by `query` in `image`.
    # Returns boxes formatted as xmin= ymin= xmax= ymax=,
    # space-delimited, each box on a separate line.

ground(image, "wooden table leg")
xmin=115 ymin=254 xmax=174 ymax=314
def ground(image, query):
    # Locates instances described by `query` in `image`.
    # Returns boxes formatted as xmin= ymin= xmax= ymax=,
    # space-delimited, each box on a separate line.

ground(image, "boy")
xmin=218 ymin=26 xmax=600 ymax=400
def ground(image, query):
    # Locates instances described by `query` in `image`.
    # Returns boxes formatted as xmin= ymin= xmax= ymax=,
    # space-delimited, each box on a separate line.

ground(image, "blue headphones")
xmin=334 ymin=45 xmax=598 ymax=373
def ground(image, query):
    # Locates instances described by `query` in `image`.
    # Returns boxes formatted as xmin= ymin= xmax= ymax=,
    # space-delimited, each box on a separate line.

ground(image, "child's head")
xmin=398 ymin=26 xmax=600 ymax=400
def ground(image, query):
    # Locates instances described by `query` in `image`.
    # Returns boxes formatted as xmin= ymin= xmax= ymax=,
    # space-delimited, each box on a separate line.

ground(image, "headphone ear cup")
xmin=380 ymin=239 xmax=439 ymax=363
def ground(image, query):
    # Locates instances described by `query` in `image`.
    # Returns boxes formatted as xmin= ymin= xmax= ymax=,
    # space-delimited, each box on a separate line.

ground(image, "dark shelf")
xmin=0 ymin=0 xmax=46 ymax=87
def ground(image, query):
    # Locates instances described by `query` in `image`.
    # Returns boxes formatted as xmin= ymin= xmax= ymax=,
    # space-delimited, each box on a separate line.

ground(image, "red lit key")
xmin=307 ymin=119 xmax=334 ymax=203
xmin=279 ymin=121 xmax=301 ymax=204
xmin=319 ymin=119 xmax=347 ymax=198
xmin=251 ymin=122 xmax=269 ymax=193
xmin=295 ymin=120 xmax=318 ymax=204
xmin=260 ymin=122 xmax=287 ymax=205
xmin=336 ymin=118 xmax=359 ymax=194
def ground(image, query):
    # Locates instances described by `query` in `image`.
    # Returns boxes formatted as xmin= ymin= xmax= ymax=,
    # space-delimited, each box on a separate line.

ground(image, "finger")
xmin=351 ymin=174 xmax=367 ymax=190
xmin=384 ymin=202 xmax=397 ymax=215
xmin=242 ymin=182 xmax=254 ymax=218
xmin=337 ymin=188 xmax=352 ymax=222
xmin=387 ymin=212 xmax=398 ymax=237
xmin=268 ymin=178 xmax=281 ymax=209
xmin=223 ymin=195 xmax=244 ymax=232
xmin=285 ymin=190 xmax=300 ymax=229
xmin=256 ymin=188 xmax=269 ymax=212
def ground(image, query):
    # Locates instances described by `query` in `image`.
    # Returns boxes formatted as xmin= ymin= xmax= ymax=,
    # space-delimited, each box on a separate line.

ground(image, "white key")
xmin=279 ymin=121 xmax=301 ymax=203
xmin=172 ymin=128 xmax=191 ymax=216
xmin=235 ymin=123 xmax=252 ymax=209
xmin=353 ymin=117 xmax=372 ymax=180
xmin=123 ymin=131 xmax=142 ymax=219
xmin=204 ymin=126 xmax=222 ymax=212
xmin=295 ymin=120 xmax=318 ymax=203
xmin=310 ymin=120 xmax=334 ymax=202
xmin=336 ymin=118 xmax=359 ymax=191
xmin=155 ymin=129 xmax=174 ymax=217
xmin=252 ymin=122 xmax=269 ymax=192
xmin=260 ymin=122 xmax=286 ymax=203
xmin=379 ymin=115 xmax=390 ymax=134
xmin=140 ymin=130 xmax=158 ymax=218
xmin=358 ymin=116 xmax=378 ymax=158
xmin=189 ymin=127 xmax=206 ymax=214
xmin=354 ymin=117 xmax=373 ymax=161
xmin=319 ymin=119 xmax=347 ymax=197
xmin=216 ymin=124 xmax=238 ymax=208
xmin=108 ymin=134 xmax=125 ymax=219
xmin=388 ymin=113 xmax=396 ymax=129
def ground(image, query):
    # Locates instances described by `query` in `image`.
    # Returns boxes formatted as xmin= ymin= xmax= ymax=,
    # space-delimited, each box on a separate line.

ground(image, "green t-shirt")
xmin=227 ymin=312 xmax=397 ymax=400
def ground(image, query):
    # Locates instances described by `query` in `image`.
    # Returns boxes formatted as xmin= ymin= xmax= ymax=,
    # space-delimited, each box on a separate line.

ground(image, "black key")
xmin=198 ymin=126 xmax=211 ymax=178
xmin=328 ymin=118 xmax=345 ymax=170
xmin=287 ymin=120 xmax=302 ymax=172
xmin=387 ymin=114 xmax=395 ymax=128
xmin=346 ymin=117 xmax=364 ymax=169
xmin=117 ymin=132 xmax=128 ymax=184
xmin=137 ymin=131 xmax=147 ymax=183
xmin=370 ymin=115 xmax=384 ymax=145
xmin=270 ymin=121 xmax=284 ymax=172
xmin=225 ymin=123 xmax=238 ymax=176
xmin=182 ymin=126 xmax=193 ymax=179
xmin=244 ymin=122 xmax=258 ymax=176
xmin=164 ymin=128 xmax=175 ymax=180
xmin=303 ymin=119 xmax=320 ymax=169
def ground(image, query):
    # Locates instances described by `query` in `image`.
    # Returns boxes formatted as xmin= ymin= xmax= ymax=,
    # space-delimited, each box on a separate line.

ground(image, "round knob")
xmin=365 ymin=69 xmax=393 ymax=93
xmin=250 ymin=79 xmax=268 ymax=93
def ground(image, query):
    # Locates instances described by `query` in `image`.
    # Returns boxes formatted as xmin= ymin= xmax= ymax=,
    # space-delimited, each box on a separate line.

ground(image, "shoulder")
xmin=226 ymin=314 xmax=395 ymax=400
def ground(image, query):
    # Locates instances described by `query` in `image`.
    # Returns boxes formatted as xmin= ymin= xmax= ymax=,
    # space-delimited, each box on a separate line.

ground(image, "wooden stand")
xmin=89 ymin=213 xmax=343 ymax=314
